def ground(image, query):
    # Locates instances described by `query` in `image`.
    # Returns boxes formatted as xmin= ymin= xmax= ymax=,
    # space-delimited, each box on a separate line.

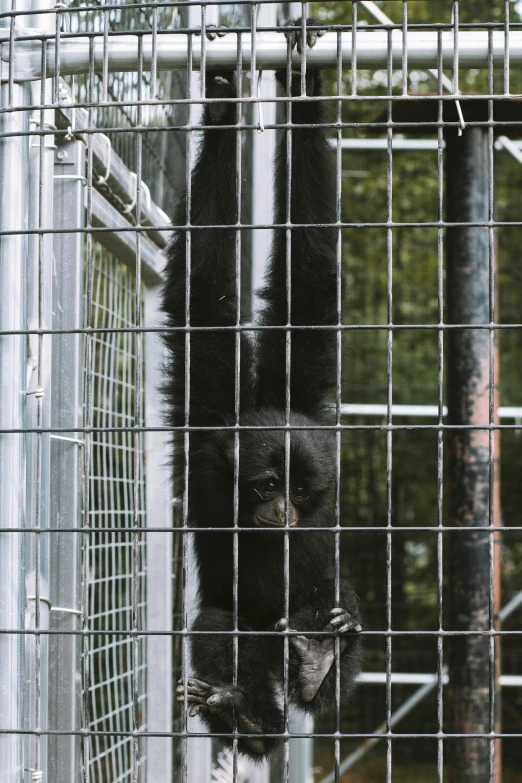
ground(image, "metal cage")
xmin=1 ymin=2 xmax=522 ymax=783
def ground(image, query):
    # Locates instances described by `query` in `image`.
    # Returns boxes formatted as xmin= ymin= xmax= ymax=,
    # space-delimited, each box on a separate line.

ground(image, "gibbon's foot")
xmin=205 ymin=68 xmax=237 ymax=124
xmin=176 ymin=678 xmax=267 ymax=755
xmin=282 ymin=17 xmax=325 ymax=54
xmin=276 ymin=608 xmax=361 ymax=703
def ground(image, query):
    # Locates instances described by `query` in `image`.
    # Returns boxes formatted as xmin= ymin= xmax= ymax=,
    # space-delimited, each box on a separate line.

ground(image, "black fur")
xmin=162 ymin=21 xmax=362 ymax=760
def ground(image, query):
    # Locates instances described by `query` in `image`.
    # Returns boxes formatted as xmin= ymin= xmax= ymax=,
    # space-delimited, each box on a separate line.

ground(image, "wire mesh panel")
xmin=85 ymin=244 xmax=147 ymax=782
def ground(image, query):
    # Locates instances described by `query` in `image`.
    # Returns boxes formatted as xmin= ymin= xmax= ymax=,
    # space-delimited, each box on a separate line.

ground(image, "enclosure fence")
xmin=1 ymin=2 xmax=522 ymax=783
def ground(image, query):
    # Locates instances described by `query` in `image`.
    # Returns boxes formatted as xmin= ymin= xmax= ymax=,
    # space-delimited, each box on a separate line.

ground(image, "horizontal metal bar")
xmin=0 ymin=728 xmax=521 ymax=740
xmin=499 ymin=590 xmax=522 ymax=621
xmin=1 ymin=323 xmax=522 ymax=337
xmin=0 ymin=628 xmax=520 ymax=637
xmin=2 ymin=423 xmax=522 ymax=434
xmin=360 ymin=672 xmax=522 ymax=686
xmin=91 ymin=189 xmax=163 ymax=285
xmin=2 ymin=422 xmax=522 ymax=434
xmin=331 ymin=138 xmax=522 ymax=151
xmin=2 ymin=91 xmax=522 ymax=117
xmin=5 ymin=217 xmax=522 ymax=237
xmin=1 ymin=525 xmax=522 ymax=534
xmin=3 ymin=30 xmax=522 ymax=82
xmin=56 ymin=103 xmax=170 ymax=250
xmin=340 ymin=404 xmax=522 ymax=418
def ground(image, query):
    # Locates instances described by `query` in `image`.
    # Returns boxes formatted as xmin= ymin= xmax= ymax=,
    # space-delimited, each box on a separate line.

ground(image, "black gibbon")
xmin=162 ymin=20 xmax=362 ymax=759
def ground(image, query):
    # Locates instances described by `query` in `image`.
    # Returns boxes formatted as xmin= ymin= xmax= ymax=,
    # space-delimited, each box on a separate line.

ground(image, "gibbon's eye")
xmin=292 ymin=485 xmax=308 ymax=502
xmin=258 ymin=478 xmax=278 ymax=498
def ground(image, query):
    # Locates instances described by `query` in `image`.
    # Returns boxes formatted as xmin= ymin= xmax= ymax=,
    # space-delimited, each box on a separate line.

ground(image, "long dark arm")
xmin=256 ymin=35 xmax=341 ymax=417
xmin=162 ymin=71 xmax=254 ymax=430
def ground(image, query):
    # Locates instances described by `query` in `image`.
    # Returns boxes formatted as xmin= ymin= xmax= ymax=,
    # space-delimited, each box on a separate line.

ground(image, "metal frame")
xmin=47 ymin=133 xmax=85 ymax=782
xmin=0 ymin=79 xmax=29 ymax=783
xmin=5 ymin=28 xmax=522 ymax=81
xmin=1 ymin=3 xmax=522 ymax=783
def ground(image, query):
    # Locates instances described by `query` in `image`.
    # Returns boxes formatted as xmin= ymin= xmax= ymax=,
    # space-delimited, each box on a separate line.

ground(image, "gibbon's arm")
xmin=256 ymin=33 xmax=341 ymax=417
xmin=162 ymin=71 xmax=254 ymax=428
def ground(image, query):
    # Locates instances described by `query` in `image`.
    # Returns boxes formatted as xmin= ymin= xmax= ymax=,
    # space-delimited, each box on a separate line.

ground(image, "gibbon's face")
xmin=250 ymin=472 xmax=309 ymax=528
xmin=236 ymin=412 xmax=336 ymax=530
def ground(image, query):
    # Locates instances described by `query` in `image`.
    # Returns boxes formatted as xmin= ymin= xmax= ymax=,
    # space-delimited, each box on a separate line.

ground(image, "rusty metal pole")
xmin=445 ymin=126 xmax=495 ymax=783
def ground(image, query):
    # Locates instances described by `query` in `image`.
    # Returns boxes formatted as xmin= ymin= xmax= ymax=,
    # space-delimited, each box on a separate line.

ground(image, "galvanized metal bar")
xmin=436 ymin=29 xmax=445 ymax=783
xmin=56 ymin=104 xmax=170 ymax=250
xmin=81 ymin=33 xmax=95 ymax=783
xmin=25 ymin=30 xmax=55 ymax=775
xmin=385 ymin=23 xmax=394 ymax=783
xmin=90 ymin=188 xmax=164 ymax=284
xmin=182 ymin=5 xmax=215 ymax=780
xmin=0 ymin=76 xmax=29 ymax=783
xmin=47 ymin=134 xmax=84 ymax=783
xmin=5 ymin=29 xmax=522 ymax=82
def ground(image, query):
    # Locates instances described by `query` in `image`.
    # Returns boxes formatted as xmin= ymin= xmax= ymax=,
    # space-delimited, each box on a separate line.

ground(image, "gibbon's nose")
xmin=276 ymin=496 xmax=298 ymax=526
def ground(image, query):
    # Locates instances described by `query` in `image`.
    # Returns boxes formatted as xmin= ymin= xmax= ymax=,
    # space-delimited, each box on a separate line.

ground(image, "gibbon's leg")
xmin=256 ymin=18 xmax=341 ymax=418
xmin=177 ymin=608 xmax=283 ymax=758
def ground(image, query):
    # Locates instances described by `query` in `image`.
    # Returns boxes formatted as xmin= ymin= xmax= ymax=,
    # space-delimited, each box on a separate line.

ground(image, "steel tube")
xmin=0 ymin=80 xmax=29 ymax=783
xmin=4 ymin=30 xmax=522 ymax=82
xmin=446 ymin=126 xmax=492 ymax=783
xmin=47 ymin=135 xmax=85 ymax=783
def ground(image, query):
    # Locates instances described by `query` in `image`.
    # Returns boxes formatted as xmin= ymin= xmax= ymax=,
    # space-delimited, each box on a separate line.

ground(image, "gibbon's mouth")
xmin=253 ymin=515 xmax=297 ymax=528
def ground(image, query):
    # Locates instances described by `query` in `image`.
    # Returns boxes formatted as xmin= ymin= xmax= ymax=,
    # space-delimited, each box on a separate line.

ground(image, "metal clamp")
xmin=50 ymin=434 xmax=85 ymax=446
xmin=27 ymin=595 xmax=82 ymax=617
xmin=96 ymin=133 xmax=112 ymax=185
xmin=53 ymin=174 xmax=87 ymax=185
xmin=123 ymin=171 xmax=137 ymax=214
xmin=141 ymin=180 xmax=152 ymax=213
xmin=26 ymin=387 xmax=45 ymax=399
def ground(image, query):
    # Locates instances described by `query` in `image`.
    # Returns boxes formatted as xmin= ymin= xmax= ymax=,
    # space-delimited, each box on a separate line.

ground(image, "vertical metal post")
xmin=23 ymin=12 xmax=56 ymax=770
xmin=144 ymin=285 xmax=173 ymax=783
xmin=47 ymin=134 xmax=85 ymax=783
xmin=445 ymin=126 xmax=493 ymax=783
xmin=250 ymin=5 xmax=277 ymax=783
xmin=0 ymin=78 xmax=29 ymax=783
xmin=281 ymin=6 xmax=315 ymax=783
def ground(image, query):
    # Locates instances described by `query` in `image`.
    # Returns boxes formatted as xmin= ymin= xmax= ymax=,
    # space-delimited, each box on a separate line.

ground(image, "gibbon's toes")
xmin=275 ymin=617 xmax=288 ymax=632
xmin=325 ymin=608 xmax=362 ymax=634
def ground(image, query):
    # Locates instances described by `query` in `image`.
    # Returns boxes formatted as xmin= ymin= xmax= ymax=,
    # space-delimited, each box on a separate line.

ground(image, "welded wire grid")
xmin=0 ymin=2 xmax=522 ymax=783
xmin=85 ymin=245 xmax=147 ymax=781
